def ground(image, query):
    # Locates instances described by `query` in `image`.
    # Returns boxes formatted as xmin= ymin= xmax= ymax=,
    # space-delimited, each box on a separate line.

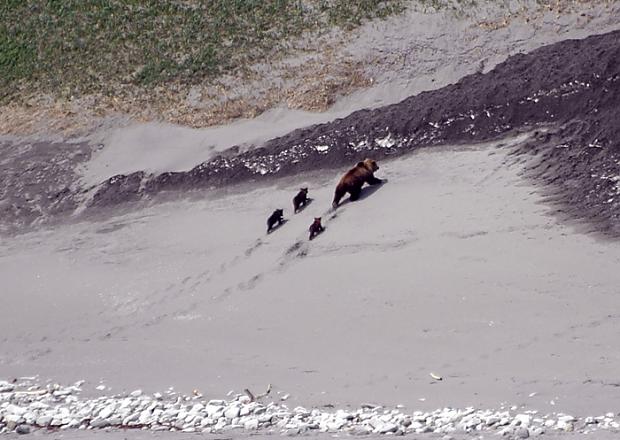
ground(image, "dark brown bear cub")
xmin=267 ymin=209 xmax=284 ymax=233
xmin=309 ymin=217 xmax=324 ymax=240
xmin=293 ymin=188 xmax=309 ymax=213
xmin=332 ymin=158 xmax=383 ymax=208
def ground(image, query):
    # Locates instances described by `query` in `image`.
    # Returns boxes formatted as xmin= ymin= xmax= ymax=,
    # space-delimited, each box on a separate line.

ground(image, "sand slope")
xmin=2 ymin=135 xmax=619 ymax=418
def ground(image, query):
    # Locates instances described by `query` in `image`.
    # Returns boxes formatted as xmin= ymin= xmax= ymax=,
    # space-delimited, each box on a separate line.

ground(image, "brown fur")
xmin=309 ymin=217 xmax=324 ymax=240
xmin=332 ymin=158 xmax=382 ymax=208
xmin=293 ymin=188 xmax=309 ymax=213
xmin=267 ymin=209 xmax=284 ymax=233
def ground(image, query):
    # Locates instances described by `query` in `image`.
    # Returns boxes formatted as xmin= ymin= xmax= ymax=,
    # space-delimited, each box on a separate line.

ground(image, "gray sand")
xmin=2 ymin=137 xmax=619 ymax=421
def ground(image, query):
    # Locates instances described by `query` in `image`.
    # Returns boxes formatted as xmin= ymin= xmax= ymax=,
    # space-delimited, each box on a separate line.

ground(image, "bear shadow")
xmin=267 ymin=218 xmax=288 ymax=234
xmin=358 ymin=180 xmax=387 ymax=201
xmin=336 ymin=181 xmax=387 ymax=209
xmin=294 ymin=198 xmax=314 ymax=214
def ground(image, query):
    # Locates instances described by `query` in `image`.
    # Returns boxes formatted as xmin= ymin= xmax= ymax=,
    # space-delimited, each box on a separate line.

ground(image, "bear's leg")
xmin=366 ymin=175 xmax=383 ymax=185
xmin=349 ymin=186 xmax=361 ymax=201
xmin=333 ymin=186 xmax=346 ymax=208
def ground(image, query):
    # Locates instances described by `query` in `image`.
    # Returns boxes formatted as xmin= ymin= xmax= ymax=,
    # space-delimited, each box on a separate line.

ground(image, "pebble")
xmin=513 ymin=414 xmax=531 ymax=427
xmin=15 ymin=424 xmax=30 ymax=435
xmin=515 ymin=426 xmax=530 ymax=438
xmin=35 ymin=415 xmax=53 ymax=426
xmin=224 ymin=405 xmax=241 ymax=419
xmin=2 ymin=378 xmax=620 ymax=437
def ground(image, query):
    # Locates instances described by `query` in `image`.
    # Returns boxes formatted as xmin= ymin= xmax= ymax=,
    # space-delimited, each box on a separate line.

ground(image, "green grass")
xmin=0 ymin=0 xmax=404 ymax=104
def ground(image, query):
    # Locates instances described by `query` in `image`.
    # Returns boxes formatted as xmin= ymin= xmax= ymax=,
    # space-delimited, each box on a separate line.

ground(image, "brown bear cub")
xmin=308 ymin=217 xmax=324 ymax=240
xmin=293 ymin=188 xmax=309 ymax=213
xmin=267 ymin=209 xmax=284 ymax=233
xmin=332 ymin=158 xmax=383 ymax=208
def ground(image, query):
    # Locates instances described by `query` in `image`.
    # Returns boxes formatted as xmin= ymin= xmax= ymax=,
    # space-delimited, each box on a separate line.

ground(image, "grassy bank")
xmin=0 ymin=0 xmax=403 ymax=104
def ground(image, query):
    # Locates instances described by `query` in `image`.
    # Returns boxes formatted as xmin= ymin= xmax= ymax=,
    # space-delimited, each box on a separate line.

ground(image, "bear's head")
xmin=275 ymin=209 xmax=284 ymax=216
xmin=313 ymin=217 xmax=321 ymax=224
xmin=300 ymin=187 xmax=308 ymax=194
xmin=363 ymin=158 xmax=379 ymax=172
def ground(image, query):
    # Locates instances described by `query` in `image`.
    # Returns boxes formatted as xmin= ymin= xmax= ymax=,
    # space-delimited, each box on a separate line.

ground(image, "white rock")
xmin=200 ymin=417 xmax=214 ymax=427
xmin=485 ymin=416 xmax=500 ymax=426
xmin=326 ymin=420 xmax=345 ymax=431
xmin=410 ymin=421 xmax=424 ymax=430
xmin=258 ymin=414 xmax=273 ymax=423
xmin=515 ymin=426 xmax=530 ymax=438
xmin=122 ymin=413 xmax=138 ymax=425
xmin=513 ymin=414 xmax=531 ymax=427
xmin=4 ymin=414 xmax=23 ymax=424
xmin=90 ymin=418 xmax=110 ymax=428
xmin=108 ymin=416 xmax=122 ymax=426
xmin=130 ymin=389 xmax=143 ymax=397
xmin=244 ymin=418 xmax=259 ymax=430
xmin=36 ymin=415 xmax=53 ymax=426
xmin=224 ymin=406 xmax=240 ymax=419
xmin=377 ymin=422 xmax=398 ymax=433
xmin=498 ymin=426 xmax=514 ymax=436
xmin=5 ymin=405 xmax=27 ymax=416
xmin=98 ymin=404 xmax=115 ymax=419
xmin=207 ymin=399 xmax=226 ymax=406
xmin=138 ymin=409 xmax=152 ymax=424
xmin=556 ymin=420 xmax=574 ymax=432
xmin=189 ymin=403 xmax=203 ymax=414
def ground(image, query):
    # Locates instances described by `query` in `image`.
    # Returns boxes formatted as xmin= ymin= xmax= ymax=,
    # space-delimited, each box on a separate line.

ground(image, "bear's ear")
xmin=356 ymin=161 xmax=365 ymax=167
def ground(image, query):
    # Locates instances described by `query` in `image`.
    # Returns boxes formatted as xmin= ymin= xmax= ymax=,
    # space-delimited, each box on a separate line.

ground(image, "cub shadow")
xmin=294 ymin=198 xmax=314 ymax=214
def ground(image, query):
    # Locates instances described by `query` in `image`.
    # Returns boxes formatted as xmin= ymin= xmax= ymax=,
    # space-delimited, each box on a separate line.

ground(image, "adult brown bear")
xmin=332 ymin=158 xmax=383 ymax=208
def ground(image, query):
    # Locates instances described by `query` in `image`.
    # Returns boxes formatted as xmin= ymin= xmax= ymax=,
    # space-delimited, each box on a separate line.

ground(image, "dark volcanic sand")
xmin=2 ymin=30 xmax=620 ymax=235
